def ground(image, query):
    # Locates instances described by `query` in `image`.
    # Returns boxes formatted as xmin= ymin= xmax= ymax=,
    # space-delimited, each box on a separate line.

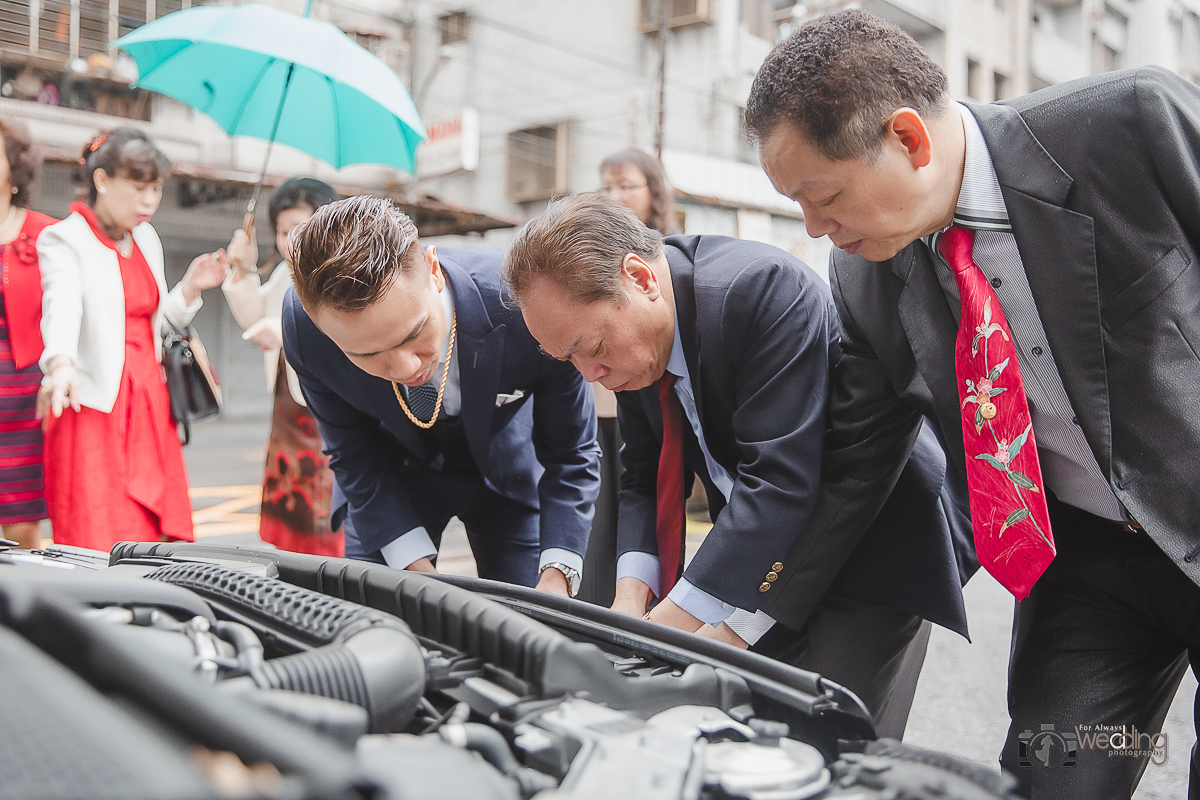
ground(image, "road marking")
xmin=189 ymin=484 xmax=261 ymax=539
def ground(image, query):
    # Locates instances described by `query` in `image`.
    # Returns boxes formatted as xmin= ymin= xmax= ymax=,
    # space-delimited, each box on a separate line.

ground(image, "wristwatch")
xmin=539 ymin=562 xmax=581 ymax=597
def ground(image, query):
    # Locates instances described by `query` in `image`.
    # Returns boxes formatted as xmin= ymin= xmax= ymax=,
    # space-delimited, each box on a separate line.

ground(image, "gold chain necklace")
xmin=392 ymin=310 xmax=457 ymax=429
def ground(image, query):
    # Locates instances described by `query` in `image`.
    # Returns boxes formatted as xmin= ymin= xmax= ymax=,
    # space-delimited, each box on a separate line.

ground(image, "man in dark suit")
xmin=502 ymin=192 xmax=972 ymax=735
xmin=747 ymin=9 xmax=1200 ymax=798
xmin=281 ymin=196 xmax=600 ymax=597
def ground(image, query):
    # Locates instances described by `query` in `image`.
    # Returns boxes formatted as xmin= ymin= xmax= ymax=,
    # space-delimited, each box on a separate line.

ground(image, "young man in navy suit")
xmin=503 ymin=192 xmax=972 ymax=733
xmin=281 ymin=196 xmax=600 ymax=597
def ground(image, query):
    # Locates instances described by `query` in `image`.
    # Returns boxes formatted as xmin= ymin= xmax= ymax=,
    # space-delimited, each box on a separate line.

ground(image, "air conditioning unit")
xmin=638 ymin=0 xmax=713 ymax=33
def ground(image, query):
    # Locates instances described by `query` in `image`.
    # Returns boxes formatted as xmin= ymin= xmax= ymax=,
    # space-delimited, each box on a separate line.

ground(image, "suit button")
xmin=765 ymin=571 xmax=778 ymax=582
xmin=1032 ymin=346 xmax=1043 ymax=356
xmin=759 ymin=582 xmax=771 ymax=593
xmin=772 ymin=562 xmax=783 ymax=572
xmin=991 ymin=277 xmax=1002 ymax=288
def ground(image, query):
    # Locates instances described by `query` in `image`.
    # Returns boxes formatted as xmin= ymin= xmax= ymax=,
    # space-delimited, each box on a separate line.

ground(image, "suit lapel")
xmin=893 ymin=246 xmax=966 ymax=468
xmin=442 ymin=260 xmax=505 ymax=476
xmin=969 ymin=102 xmax=1113 ymax=477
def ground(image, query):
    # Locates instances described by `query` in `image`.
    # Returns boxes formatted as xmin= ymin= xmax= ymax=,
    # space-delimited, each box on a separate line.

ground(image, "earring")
xmin=9 ymin=187 xmax=15 ymax=195
xmin=98 ymin=187 xmax=106 ymax=195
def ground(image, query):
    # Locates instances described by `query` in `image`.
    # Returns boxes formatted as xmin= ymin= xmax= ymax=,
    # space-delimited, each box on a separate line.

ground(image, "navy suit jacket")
xmin=281 ymin=248 xmax=601 ymax=559
xmin=617 ymin=236 xmax=973 ymax=636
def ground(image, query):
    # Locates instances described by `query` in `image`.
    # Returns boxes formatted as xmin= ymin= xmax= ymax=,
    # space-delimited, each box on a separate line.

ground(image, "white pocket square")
xmin=495 ymin=390 xmax=525 ymax=407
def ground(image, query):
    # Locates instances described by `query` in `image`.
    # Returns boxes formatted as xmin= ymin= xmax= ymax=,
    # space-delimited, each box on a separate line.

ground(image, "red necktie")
xmin=939 ymin=226 xmax=1055 ymax=601
xmin=656 ymin=374 xmax=686 ymax=596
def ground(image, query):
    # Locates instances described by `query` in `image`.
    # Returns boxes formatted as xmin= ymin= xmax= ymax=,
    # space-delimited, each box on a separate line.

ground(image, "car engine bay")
xmin=0 ymin=541 xmax=1022 ymax=800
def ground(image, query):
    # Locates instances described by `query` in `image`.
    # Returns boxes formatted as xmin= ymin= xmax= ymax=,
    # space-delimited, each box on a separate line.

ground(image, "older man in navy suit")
xmin=503 ymin=193 xmax=972 ymax=734
xmin=281 ymin=196 xmax=600 ymax=597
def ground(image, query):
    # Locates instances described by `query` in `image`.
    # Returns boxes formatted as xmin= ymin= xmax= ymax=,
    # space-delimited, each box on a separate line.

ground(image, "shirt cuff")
xmin=723 ymin=609 xmax=776 ymax=646
xmin=174 ymin=283 xmax=204 ymax=314
xmin=667 ymin=578 xmax=735 ymax=626
xmin=538 ymin=547 xmax=584 ymax=578
xmin=379 ymin=527 xmax=438 ymax=569
xmin=616 ymin=551 xmax=661 ymax=599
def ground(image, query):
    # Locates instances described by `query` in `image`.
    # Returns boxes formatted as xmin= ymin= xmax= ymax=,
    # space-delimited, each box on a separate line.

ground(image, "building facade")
xmin=2 ymin=0 xmax=1200 ymax=418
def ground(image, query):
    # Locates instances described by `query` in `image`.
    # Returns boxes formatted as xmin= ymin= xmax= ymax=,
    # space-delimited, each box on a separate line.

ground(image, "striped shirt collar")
xmin=953 ymin=103 xmax=1011 ymax=231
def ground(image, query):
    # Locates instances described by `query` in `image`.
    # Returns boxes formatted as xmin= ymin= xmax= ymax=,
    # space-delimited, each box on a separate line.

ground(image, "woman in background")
xmin=223 ymin=177 xmax=343 ymax=556
xmin=599 ymin=149 xmax=679 ymax=235
xmin=38 ymin=127 xmax=227 ymax=549
xmin=0 ymin=118 xmax=54 ymax=548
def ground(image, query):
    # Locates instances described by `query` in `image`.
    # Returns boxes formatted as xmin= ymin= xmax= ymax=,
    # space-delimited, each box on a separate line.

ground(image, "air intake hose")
xmin=146 ymin=561 xmax=425 ymax=733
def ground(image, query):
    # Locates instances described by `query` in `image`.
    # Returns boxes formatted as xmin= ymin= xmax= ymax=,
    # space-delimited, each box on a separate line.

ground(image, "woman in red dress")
xmin=37 ymin=128 xmax=228 ymax=550
xmin=223 ymin=178 xmax=344 ymax=556
xmin=0 ymin=119 xmax=55 ymax=549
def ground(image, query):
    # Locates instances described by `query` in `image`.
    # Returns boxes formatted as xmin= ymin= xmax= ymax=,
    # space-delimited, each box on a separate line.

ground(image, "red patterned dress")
xmin=259 ymin=352 xmax=343 ymax=556
xmin=0 ymin=210 xmax=55 ymax=524
xmin=42 ymin=204 xmax=195 ymax=548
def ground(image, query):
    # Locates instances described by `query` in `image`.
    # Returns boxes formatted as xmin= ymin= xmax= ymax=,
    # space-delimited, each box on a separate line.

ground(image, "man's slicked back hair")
xmin=290 ymin=195 xmax=422 ymax=313
xmin=745 ymin=9 xmax=950 ymax=162
xmin=503 ymin=192 xmax=663 ymax=307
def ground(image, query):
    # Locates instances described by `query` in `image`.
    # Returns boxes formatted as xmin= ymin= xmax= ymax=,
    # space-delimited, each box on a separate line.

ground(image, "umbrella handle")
xmin=236 ymin=210 xmax=259 ymax=275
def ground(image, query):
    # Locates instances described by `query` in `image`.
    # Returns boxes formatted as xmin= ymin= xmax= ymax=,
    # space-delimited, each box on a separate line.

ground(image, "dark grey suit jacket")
xmin=619 ymin=236 xmax=972 ymax=634
xmin=764 ymin=66 xmax=1200 ymax=629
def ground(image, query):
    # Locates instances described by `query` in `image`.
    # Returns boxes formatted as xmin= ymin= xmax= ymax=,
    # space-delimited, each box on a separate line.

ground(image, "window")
xmin=438 ymin=10 xmax=469 ymax=45
xmin=1178 ymin=9 xmax=1200 ymax=84
xmin=507 ymin=122 xmax=573 ymax=204
xmin=638 ymin=0 xmax=713 ymax=33
xmin=966 ymin=58 xmax=981 ymax=100
xmin=0 ymin=0 xmax=170 ymax=120
xmin=2 ymin=0 xmax=186 ymax=61
xmin=1092 ymin=3 xmax=1128 ymax=73
xmin=993 ymin=71 xmax=1008 ymax=101
xmin=741 ymin=0 xmax=787 ymax=41
xmin=348 ymin=30 xmax=386 ymax=57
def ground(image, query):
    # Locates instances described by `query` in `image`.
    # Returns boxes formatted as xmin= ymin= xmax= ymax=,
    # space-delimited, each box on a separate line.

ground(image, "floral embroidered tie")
xmin=939 ymin=225 xmax=1055 ymax=601
xmin=657 ymin=374 xmax=686 ymax=596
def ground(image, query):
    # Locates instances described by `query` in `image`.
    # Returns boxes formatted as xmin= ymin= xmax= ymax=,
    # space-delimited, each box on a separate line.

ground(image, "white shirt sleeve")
xmin=379 ymin=526 xmax=439 ymax=569
xmin=538 ymin=547 xmax=584 ymax=578
xmin=616 ymin=551 xmax=662 ymax=598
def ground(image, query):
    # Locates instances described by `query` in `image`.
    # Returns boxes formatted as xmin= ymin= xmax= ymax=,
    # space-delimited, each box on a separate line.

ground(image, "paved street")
xmin=181 ymin=416 xmax=1192 ymax=798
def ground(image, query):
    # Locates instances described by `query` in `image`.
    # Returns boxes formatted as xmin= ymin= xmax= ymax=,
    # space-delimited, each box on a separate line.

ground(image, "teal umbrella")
xmin=113 ymin=2 xmax=426 ymax=219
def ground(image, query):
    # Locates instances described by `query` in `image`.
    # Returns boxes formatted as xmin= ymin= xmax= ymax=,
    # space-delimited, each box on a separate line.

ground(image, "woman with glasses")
xmin=599 ymin=149 xmax=679 ymax=236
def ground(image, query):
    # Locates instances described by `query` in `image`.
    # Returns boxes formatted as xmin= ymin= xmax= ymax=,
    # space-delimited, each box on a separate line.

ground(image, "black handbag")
xmin=162 ymin=323 xmax=222 ymax=445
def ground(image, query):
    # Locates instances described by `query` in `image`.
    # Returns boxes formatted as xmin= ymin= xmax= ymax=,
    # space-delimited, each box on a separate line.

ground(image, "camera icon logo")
xmin=1018 ymin=724 xmax=1079 ymax=768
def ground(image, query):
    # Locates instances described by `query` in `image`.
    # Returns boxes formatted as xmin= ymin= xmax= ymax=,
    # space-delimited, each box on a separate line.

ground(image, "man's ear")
xmin=888 ymin=108 xmax=935 ymax=169
xmin=425 ymin=244 xmax=444 ymax=290
xmin=622 ymin=253 xmax=662 ymax=300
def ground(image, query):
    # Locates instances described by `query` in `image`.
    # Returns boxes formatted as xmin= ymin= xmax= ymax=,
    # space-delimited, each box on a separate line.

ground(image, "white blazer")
xmin=221 ymin=262 xmax=306 ymax=405
xmin=38 ymin=212 xmax=202 ymax=414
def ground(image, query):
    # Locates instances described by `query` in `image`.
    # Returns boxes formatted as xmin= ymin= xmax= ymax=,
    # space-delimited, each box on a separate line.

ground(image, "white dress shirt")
xmin=616 ymin=318 xmax=776 ymax=644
